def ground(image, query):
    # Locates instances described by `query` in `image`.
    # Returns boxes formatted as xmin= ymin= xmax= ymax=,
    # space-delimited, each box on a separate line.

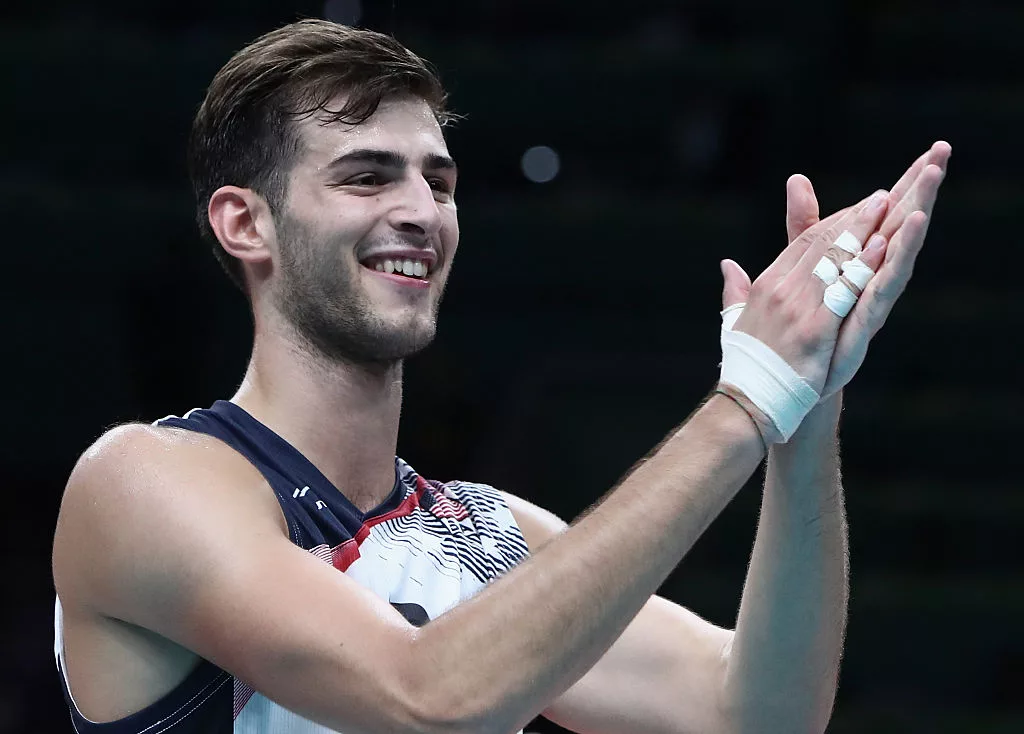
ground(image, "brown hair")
xmin=188 ymin=19 xmax=455 ymax=291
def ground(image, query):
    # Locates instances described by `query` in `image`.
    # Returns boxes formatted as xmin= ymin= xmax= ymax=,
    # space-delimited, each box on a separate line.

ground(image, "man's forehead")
xmin=300 ymin=96 xmax=450 ymax=165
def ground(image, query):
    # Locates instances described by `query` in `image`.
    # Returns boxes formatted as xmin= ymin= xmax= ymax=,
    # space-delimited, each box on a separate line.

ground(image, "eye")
xmin=428 ymin=178 xmax=453 ymax=194
xmin=345 ymin=173 xmax=385 ymax=186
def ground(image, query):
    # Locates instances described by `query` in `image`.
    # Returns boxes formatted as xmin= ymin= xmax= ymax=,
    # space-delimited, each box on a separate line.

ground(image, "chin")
xmin=385 ymin=318 xmax=437 ymax=358
xmin=338 ymin=317 xmax=438 ymax=365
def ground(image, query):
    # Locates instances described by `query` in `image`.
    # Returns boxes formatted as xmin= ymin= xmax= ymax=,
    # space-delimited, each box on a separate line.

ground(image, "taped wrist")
xmin=718 ymin=304 xmax=820 ymax=442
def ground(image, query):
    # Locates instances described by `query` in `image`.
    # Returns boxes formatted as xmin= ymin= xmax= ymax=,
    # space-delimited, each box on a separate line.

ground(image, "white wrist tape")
xmin=721 ymin=302 xmax=744 ymax=331
xmin=719 ymin=304 xmax=820 ymax=442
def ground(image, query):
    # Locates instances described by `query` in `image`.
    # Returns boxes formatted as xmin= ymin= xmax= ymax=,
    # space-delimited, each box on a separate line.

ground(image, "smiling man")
xmin=51 ymin=18 xmax=948 ymax=734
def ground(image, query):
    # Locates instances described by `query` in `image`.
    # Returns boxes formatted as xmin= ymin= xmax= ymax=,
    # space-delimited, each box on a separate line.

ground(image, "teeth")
xmin=371 ymin=258 xmax=430 ymax=278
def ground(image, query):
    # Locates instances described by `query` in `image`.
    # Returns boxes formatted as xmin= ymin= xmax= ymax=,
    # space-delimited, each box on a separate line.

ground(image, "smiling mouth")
xmin=360 ymin=256 xmax=432 ymax=281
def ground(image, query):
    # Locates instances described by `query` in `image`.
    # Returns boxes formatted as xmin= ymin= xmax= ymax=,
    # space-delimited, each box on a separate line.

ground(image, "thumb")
xmin=786 ymin=173 xmax=820 ymax=243
xmin=720 ymin=259 xmax=752 ymax=309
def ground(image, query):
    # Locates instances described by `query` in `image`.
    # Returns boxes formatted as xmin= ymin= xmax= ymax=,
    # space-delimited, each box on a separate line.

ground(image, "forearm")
xmin=723 ymin=393 xmax=849 ymax=733
xmin=414 ymin=394 xmax=764 ymax=733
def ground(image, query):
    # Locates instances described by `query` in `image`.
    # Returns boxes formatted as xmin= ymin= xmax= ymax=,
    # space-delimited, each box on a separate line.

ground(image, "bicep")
xmin=502 ymin=491 xmax=734 ymax=734
xmin=54 ymin=426 xmax=430 ymax=734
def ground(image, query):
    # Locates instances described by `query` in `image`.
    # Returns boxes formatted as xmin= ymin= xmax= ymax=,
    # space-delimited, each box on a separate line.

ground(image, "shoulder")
xmin=53 ymin=422 xmax=285 ymax=613
xmin=57 ymin=421 xmax=274 ymax=520
xmin=497 ymin=490 xmax=569 ymax=552
xmin=62 ymin=421 xmax=248 ymax=487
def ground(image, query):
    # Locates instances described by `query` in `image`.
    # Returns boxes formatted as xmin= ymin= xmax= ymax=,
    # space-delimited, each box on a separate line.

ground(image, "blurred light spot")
xmin=324 ymin=0 xmax=363 ymax=25
xmin=521 ymin=146 xmax=560 ymax=183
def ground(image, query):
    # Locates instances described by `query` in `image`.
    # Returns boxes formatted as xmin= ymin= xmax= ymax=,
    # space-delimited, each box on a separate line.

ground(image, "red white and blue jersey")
xmin=54 ymin=400 xmax=531 ymax=733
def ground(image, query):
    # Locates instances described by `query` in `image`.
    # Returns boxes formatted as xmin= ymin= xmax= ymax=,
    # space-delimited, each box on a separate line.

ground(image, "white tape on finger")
xmin=834 ymin=230 xmax=863 ymax=255
xmin=823 ymin=280 xmax=858 ymax=317
xmin=719 ymin=328 xmax=820 ymax=443
xmin=822 ymin=255 xmax=877 ymax=317
xmin=812 ymin=256 xmax=840 ymax=285
xmin=840 ymin=257 xmax=875 ymax=291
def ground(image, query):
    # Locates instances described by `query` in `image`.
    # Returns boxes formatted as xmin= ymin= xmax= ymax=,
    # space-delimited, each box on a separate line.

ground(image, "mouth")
xmin=359 ymin=255 xmax=434 ymax=289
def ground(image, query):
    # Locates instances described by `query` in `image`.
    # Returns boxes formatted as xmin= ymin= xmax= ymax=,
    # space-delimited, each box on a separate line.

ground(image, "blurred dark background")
xmin=2 ymin=0 xmax=1021 ymax=731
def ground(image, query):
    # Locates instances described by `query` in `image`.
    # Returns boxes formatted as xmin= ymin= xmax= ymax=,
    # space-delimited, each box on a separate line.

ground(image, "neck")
xmin=231 ymin=314 xmax=404 ymax=514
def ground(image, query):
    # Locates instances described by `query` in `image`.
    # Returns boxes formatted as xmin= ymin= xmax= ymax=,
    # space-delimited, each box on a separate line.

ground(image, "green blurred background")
xmin=2 ymin=0 xmax=1021 ymax=731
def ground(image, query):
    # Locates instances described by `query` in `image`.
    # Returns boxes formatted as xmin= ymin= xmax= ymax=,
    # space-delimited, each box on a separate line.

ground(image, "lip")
xmin=361 ymin=264 xmax=431 ymax=289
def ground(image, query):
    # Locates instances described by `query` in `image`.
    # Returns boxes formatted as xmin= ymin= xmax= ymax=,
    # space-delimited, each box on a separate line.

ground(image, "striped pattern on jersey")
xmin=54 ymin=400 xmax=530 ymax=734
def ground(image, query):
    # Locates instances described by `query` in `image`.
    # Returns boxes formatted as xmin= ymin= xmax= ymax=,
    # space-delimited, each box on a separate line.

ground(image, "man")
xmin=51 ymin=18 xmax=949 ymax=734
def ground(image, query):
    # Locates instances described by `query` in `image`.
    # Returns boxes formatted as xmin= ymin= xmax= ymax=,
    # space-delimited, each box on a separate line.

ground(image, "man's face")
xmin=269 ymin=95 xmax=460 ymax=366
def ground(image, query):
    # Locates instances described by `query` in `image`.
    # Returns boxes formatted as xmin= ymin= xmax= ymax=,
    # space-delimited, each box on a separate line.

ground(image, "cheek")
xmin=441 ymin=212 xmax=460 ymax=256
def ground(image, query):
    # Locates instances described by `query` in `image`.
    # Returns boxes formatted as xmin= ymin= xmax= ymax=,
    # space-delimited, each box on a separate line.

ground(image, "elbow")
xmin=398 ymin=635 xmax=521 ymax=734
xmin=403 ymin=680 xmax=522 ymax=734
xmin=402 ymin=687 xmax=520 ymax=734
xmin=404 ymin=700 xmax=512 ymax=734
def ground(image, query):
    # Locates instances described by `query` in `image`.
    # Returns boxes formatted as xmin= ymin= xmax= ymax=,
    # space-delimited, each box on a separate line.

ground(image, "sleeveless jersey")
xmin=54 ymin=400 xmax=531 ymax=733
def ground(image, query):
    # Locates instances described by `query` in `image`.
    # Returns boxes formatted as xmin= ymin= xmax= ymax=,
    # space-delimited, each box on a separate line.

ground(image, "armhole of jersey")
xmin=54 ymin=595 xmax=233 ymax=733
xmin=53 ymin=596 xmax=94 ymax=723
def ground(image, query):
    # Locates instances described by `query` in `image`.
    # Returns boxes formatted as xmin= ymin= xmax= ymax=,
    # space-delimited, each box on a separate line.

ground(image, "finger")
xmin=856 ymin=232 xmax=888 ymax=273
xmin=816 ymin=231 xmax=888 ymax=323
xmin=854 ymin=210 xmax=929 ymax=334
xmin=771 ymin=203 xmax=854 ymax=276
xmin=879 ymin=162 xmax=946 ymax=241
xmin=888 ymin=141 xmax=952 ymax=206
xmin=791 ymin=189 xmax=889 ymax=291
xmin=926 ymin=140 xmax=952 ymax=173
xmin=720 ymin=259 xmax=752 ymax=309
xmin=785 ymin=174 xmax=820 ymax=244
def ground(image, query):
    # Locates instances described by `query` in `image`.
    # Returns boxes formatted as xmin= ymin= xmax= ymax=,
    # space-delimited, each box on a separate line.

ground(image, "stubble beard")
xmin=273 ymin=213 xmax=441 ymax=368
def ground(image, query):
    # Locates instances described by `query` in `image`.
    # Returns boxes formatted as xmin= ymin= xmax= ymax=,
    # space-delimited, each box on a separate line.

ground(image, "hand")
xmin=721 ymin=141 xmax=951 ymax=397
xmin=786 ymin=141 xmax=951 ymax=397
xmin=722 ymin=189 xmax=892 ymax=396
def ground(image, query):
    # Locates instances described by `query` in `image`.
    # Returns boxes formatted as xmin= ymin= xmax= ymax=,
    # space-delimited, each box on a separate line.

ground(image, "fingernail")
xmin=865 ymin=233 xmax=886 ymax=252
xmin=868 ymin=190 xmax=888 ymax=212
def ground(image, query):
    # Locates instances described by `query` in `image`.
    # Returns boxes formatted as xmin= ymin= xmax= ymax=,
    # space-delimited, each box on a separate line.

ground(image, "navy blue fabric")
xmin=58 ymin=655 xmax=232 ymax=734
xmin=157 ymin=400 xmax=408 ymax=549
xmin=60 ymin=400 xmax=410 ymax=733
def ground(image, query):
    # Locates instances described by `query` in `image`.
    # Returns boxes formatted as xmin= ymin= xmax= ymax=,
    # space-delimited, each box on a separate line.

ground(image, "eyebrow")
xmin=326 ymin=148 xmax=458 ymax=174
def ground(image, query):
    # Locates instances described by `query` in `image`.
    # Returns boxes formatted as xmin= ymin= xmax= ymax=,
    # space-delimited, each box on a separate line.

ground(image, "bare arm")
xmin=486 ymin=401 xmax=846 ymax=734
xmin=54 ymin=396 xmax=763 ymax=734
xmin=722 ymin=395 xmax=847 ymax=732
xmin=55 ymin=144 xmax=905 ymax=733
xmin=721 ymin=142 xmax=950 ymax=731
xmin=504 ymin=492 xmax=736 ymax=734
xmin=481 ymin=144 xmax=950 ymax=734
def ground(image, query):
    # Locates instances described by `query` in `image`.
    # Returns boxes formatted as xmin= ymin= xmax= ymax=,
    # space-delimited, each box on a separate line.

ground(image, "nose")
xmin=387 ymin=175 xmax=443 ymax=239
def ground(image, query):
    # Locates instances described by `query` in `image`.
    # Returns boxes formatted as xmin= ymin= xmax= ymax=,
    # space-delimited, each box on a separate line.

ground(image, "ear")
xmin=207 ymin=186 xmax=276 ymax=270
